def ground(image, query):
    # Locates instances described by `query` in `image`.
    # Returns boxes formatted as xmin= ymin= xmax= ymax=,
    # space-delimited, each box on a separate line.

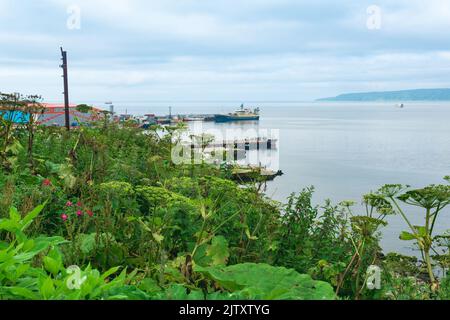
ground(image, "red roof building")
xmin=37 ymin=103 xmax=104 ymax=126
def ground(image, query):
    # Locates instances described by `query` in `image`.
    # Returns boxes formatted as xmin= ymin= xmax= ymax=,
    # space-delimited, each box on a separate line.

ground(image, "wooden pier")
xmin=187 ymin=138 xmax=277 ymax=150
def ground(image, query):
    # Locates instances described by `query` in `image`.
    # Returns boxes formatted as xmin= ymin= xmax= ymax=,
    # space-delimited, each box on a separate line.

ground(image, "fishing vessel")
xmin=231 ymin=165 xmax=284 ymax=182
xmin=214 ymin=104 xmax=260 ymax=122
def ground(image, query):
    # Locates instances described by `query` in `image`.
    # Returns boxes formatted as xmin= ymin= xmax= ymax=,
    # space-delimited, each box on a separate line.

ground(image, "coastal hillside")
xmin=318 ymin=88 xmax=450 ymax=101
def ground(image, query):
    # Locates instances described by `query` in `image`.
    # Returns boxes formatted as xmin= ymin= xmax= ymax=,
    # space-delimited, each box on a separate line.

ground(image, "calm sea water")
xmin=111 ymin=101 xmax=450 ymax=253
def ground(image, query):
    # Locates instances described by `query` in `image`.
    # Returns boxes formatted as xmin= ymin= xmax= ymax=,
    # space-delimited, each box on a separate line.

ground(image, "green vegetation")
xmin=0 ymin=93 xmax=449 ymax=300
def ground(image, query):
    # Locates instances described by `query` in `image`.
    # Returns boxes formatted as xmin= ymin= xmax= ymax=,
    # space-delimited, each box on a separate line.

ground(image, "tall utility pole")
xmin=60 ymin=47 xmax=70 ymax=130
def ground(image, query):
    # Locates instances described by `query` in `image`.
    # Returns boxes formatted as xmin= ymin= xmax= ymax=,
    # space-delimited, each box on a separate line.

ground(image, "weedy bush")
xmin=0 ymin=204 xmax=139 ymax=300
xmin=374 ymin=182 xmax=450 ymax=291
xmin=273 ymin=188 xmax=351 ymax=286
xmin=0 ymin=203 xmax=336 ymax=300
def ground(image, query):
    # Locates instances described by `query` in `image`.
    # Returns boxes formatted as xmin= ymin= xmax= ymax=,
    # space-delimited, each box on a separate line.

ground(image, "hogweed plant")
xmin=376 ymin=179 xmax=450 ymax=290
xmin=335 ymin=196 xmax=392 ymax=299
xmin=0 ymin=93 xmax=45 ymax=172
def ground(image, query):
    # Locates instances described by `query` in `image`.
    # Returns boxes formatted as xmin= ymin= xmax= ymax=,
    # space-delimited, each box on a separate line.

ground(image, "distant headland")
xmin=317 ymin=88 xmax=450 ymax=101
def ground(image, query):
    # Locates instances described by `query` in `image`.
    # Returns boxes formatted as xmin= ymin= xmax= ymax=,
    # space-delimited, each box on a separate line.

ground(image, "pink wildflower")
xmin=76 ymin=210 xmax=83 ymax=217
xmin=61 ymin=214 xmax=68 ymax=221
xmin=42 ymin=179 xmax=52 ymax=187
xmin=66 ymin=201 xmax=73 ymax=207
xmin=86 ymin=210 xmax=94 ymax=217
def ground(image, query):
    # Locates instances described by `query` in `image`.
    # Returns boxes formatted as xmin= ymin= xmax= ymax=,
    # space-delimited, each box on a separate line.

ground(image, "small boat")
xmin=214 ymin=104 xmax=260 ymax=123
xmin=231 ymin=166 xmax=283 ymax=182
xmin=396 ymin=103 xmax=405 ymax=108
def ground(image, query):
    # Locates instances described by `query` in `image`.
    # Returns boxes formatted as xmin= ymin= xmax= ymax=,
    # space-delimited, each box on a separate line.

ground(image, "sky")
xmin=1 ymin=0 xmax=450 ymax=105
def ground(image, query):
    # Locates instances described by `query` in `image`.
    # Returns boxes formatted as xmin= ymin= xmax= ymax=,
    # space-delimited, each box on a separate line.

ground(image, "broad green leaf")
xmin=9 ymin=207 xmax=21 ymax=223
xmin=5 ymin=286 xmax=39 ymax=300
xmin=0 ymin=219 xmax=21 ymax=233
xmin=156 ymin=284 xmax=198 ymax=300
xmin=193 ymin=243 xmax=211 ymax=267
xmin=22 ymin=239 xmax=35 ymax=252
xmin=43 ymin=256 xmax=61 ymax=276
xmin=14 ymin=236 xmax=66 ymax=263
xmin=399 ymin=231 xmax=417 ymax=241
xmin=414 ymin=226 xmax=428 ymax=238
xmin=34 ymin=236 xmax=67 ymax=247
xmin=206 ymin=236 xmax=229 ymax=266
xmin=14 ymin=264 xmax=30 ymax=280
xmin=195 ymin=263 xmax=335 ymax=300
xmin=138 ymin=278 xmax=162 ymax=294
xmin=21 ymin=203 xmax=46 ymax=229
xmin=101 ymin=266 xmax=121 ymax=280
xmin=40 ymin=277 xmax=55 ymax=300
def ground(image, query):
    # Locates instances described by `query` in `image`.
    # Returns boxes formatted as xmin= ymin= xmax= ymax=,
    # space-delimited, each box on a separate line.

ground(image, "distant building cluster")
xmin=1 ymin=102 xmax=223 ymax=128
xmin=0 ymin=103 xmax=104 ymax=127
xmin=37 ymin=103 xmax=104 ymax=126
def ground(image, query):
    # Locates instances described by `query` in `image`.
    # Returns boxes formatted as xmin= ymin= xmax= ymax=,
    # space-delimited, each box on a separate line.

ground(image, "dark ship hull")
xmin=214 ymin=114 xmax=260 ymax=123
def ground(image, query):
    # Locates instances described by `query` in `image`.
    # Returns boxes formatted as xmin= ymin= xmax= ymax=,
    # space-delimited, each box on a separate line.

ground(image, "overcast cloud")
xmin=1 ymin=0 xmax=450 ymax=103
